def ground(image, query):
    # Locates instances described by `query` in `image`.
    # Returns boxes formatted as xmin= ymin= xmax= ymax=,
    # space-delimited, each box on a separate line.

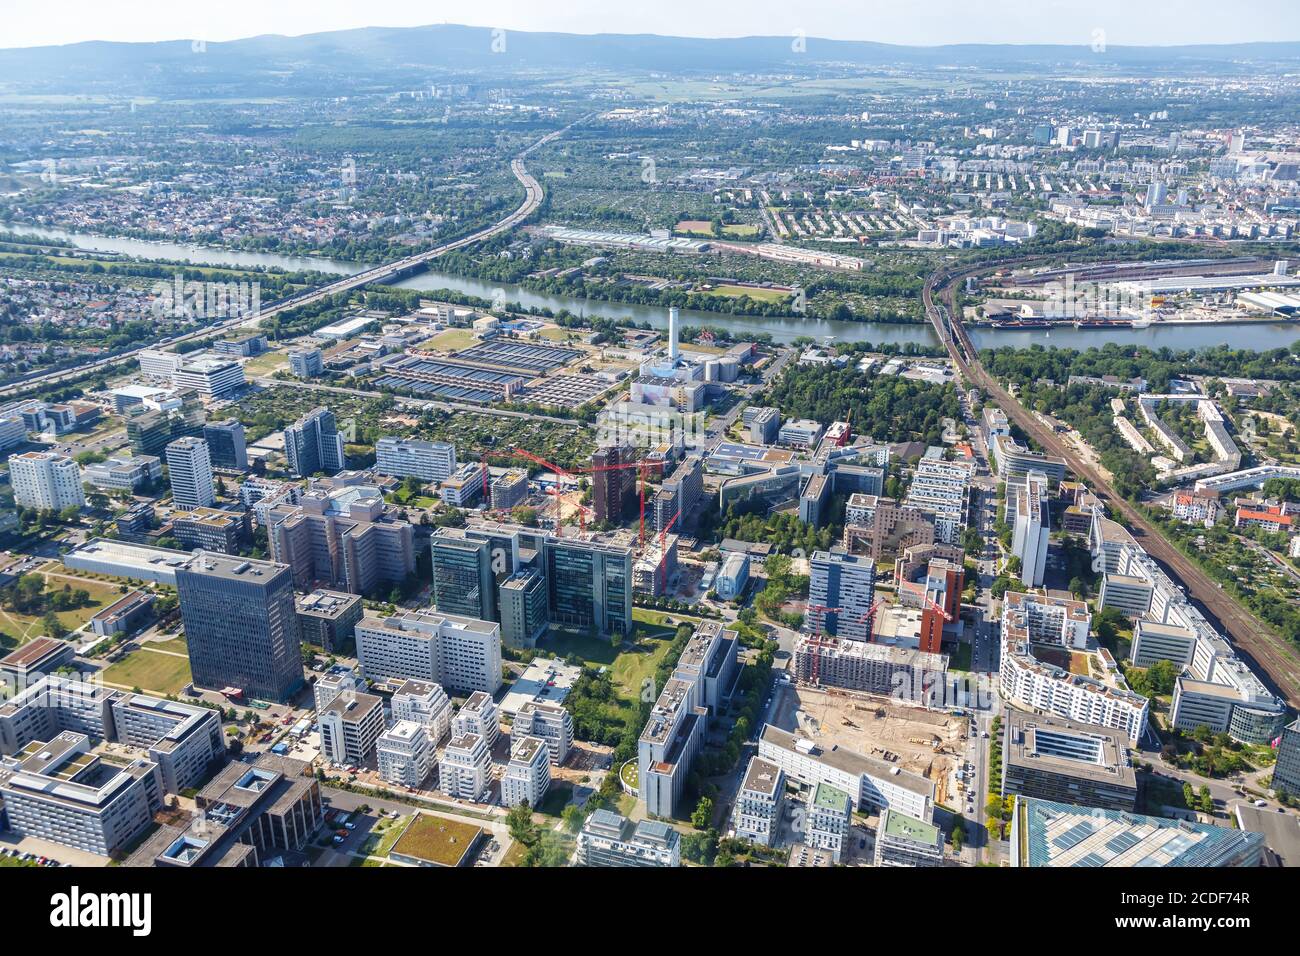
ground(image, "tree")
xmin=691 ymin=796 xmax=714 ymax=830
xmin=41 ymin=611 xmax=68 ymax=639
xmin=1198 ymin=785 xmax=1214 ymax=815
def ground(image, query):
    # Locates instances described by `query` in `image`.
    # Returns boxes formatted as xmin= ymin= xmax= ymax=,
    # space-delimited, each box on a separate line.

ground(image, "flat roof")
xmin=1004 ymin=709 xmax=1136 ymax=787
xmin=760 ymin=724 xmax=934 ymax=799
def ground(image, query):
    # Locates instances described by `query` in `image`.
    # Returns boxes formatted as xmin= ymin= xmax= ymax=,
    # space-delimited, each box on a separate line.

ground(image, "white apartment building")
xmin=376 ymin=720 xmax=436 ymax=788
xmin=905 ymin=454 xmax=974 ymax=544
xmin=8 ymin=451 xmax=85 ymax=511
xmin=375 ymin=436 xmax=457 ymax=483
xmin=1010 ymin=471 xmax=1050 ymax=587
xmin=732 ymin=755 xmax=784 ymax=846
xmin=438 ymin=733 xmax=492 ymax=801
xmin=501 ymin=735 xmax=550 ymax=809
xmin=452 ymin=691 xmax=500 ymax=749
xmin=807 ymin=781 xmax=852 ymax=863
xmin=165 ymin=437 xmax=216 ymax=511
xmin=313 ymin=665 xmax=361 ymax=712
xmin=318 ymin=692 xmax=385 ymax=766
xmin=511 ymin=701 xmax=573 ymax=766
xmin=758 ymin=724 xmax=934 ymax=822
xmin=390 ymin=679 xmax=452 ymax=746
xmin=354 ymin=609 xmax=502 ymax=696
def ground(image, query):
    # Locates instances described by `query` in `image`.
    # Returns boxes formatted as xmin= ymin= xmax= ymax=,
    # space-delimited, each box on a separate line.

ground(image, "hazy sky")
xmin=3 ymin=0 xmax=1299 ymax=49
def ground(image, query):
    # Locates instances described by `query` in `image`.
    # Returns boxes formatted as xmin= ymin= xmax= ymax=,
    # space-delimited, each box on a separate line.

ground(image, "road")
xmin=923 ymin=259 xmax=1300 ymax=707
xmin=0 ymin=119 xmax=581 ymax=401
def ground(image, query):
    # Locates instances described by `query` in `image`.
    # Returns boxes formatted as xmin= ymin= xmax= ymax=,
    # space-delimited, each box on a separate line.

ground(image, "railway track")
xmin=924 ymin=258 xmax=1300 ymax=707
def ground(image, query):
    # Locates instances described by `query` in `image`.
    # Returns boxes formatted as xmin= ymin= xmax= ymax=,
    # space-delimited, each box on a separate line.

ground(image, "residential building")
xmin=166 ymin=437 xmax=216 ymax=510
xmin=576 ymin=810 xmax=681 ymax=867
xmin=376 ymin=720 xmax=436 ymax=788
xmin=283 ymin=407 xmax=345 ymax=478
xmin=375 ymin=436 xmax=457 ymax=483
xmin=438 ymin=733 xmax=492 ymax=801
xmin=592 ymin=444 xmax=638 ymax=523
xmin=874 ymin=808 xmax=944 ymax=867
xmin=452 ymin=691 xmax=500 ymax=749
xmin=175 ymin=552 xmax=303 ymax=702
xmin=390 ymin=679 xmax=453 ymax=747
xmin=991 ymin=432 xmax=1067 ymax=483
xmin=318 ymin=692 xmax=385 ymax=766
xmin=807 ymin=550 xmax=876 ymax=641
xmin=794 ymin=638 xmax=947 ymax=700
xmin=489 ymin=469 xmax=529 ymax=510
xmin=1010 ymin=471 xmax=1050 ymax=587
xmin=501 ymin=735 xmax=550 ymax=809
xmin=904 ymin=453 xmax=974 ymax=544
xmin=806 ymin=782 xmax=852 ymax=862
xmin=512 ymin=701 xmax=573 ymax=766
xmin=8 ymin=451 xmax=85 ymax=511
xmin=732 ymin=756 xmax=784 ymax=846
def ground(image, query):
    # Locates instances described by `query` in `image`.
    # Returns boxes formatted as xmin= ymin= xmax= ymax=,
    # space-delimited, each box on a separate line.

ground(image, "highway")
xmin=0 ymin=119 xmax=579 ymax=402
xmin=922 ymin=258 xmax=1300 ymax=707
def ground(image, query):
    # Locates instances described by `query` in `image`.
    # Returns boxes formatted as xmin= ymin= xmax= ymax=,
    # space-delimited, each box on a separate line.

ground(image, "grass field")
xmin=0 ymin=567 xmax=133 ymax=644
xmin=102 ymin=647 xmax=193 ymax=695
xmin=389 ymin=813 xmax=484 ymax=867
xmin=541 ymin=614 xmax=682 ymax=706
xmin=241 ymin=351 xmax=289 ymax=377
xmin=418 ymin=329 xmax=479 ymax=352
xmin=537 ymin=326 xmax=582 ymax=343
xmin=699 ymin=283 xmax=790 ymax=303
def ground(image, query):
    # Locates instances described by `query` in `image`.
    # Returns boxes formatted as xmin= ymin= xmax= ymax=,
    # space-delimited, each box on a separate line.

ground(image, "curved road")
xmin=924 ymin=259 xmax=1300 ymax=706
xmin=0 ymin=119 xmax=579 ymax=401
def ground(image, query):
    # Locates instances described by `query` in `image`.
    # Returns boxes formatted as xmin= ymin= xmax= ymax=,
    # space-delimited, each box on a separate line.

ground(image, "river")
xmin=15 ymin=227 xmax=1300 ymax=352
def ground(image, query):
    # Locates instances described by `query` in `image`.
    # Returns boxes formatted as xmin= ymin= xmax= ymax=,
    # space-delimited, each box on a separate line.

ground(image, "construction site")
xmin=779 ymin=682 xmax=967 ymax=808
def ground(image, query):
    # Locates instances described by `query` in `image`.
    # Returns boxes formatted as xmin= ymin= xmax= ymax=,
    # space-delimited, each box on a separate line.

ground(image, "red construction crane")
xmin=581 ymin=454 xmax=664 ymax=548
xmin=654 ymin=508 xmax=682 ymax=593
xmin=510 ymin=447 xmax=579 ymax=533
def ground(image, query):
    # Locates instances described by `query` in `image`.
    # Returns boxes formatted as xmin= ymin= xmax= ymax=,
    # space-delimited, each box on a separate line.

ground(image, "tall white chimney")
xmin=668 ymin=307 xmax=680 ymax=364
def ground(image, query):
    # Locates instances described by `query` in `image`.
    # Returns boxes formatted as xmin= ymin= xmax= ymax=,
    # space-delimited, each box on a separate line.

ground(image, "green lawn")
xmin=418 ymin=329 xmax=478 ymax=352
xmin=102 ymin=647 xmax=193 ymax=695
xmin=0 ymin=567 xmax=133 ymax=643
xmin=699 ymin=283 xmax=790 ymax=304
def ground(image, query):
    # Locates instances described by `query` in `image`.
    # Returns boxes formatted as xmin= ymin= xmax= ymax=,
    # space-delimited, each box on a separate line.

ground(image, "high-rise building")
xmin=376 ymin=720 xmax=436 ymax=787
xmin=288 ymin=347 xmax=323 ymax=378
xmin=576 ymin=809 xmax=680 ymax=867
xmin=284 ymin=407 xmax=345 ymax=478
xmin=8 ymin=451 xmax=86 ymax=511
xmin=499 ymin=568 xmax=549 ymax=649
xmin=904 ymin=452 xmax=973 ymax=545
xmin=807 ymin=550 xmax=876 ymax=642
xmin=591 ymin=445 xmax=637 ymax=524
xmin=652 ymin=455 xmax=703 ymax=532
xmin=544 ymin=536 xmax=633 ymax=637
xmin=501 ymin=736 xmax=550 ymax=809
xmin=732 ymin=756 xmax=784 ymax=846
xmin=318 ymin=692 xmax=385 ymax=766
xmin=203 ymin=419 xmax=248 ymax=471
xmin=438 ymin=733 xmax=491 ymax=801
xmin=166 ymin=437 xmax=216 ymax=511
xmin=1271 ymin=718 xmax=1300 ymax=796
xmin=175 ymin=553 xmax=303 ymax=702
xmin=354 ymin=609 xmax=502 ymax=696
xmin=429 ymin=529 xmax=497 ymax=621
xmin=375 ymin=436 xmax=456 ymax=483
xmin=1010 ymin=471 xmax=1050 ymax=587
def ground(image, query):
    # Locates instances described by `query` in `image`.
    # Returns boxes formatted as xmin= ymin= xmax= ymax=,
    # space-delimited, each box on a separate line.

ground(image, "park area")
xmin=0 ymin=563 xmax=134 ymax=649
xmin=102 ymin=643 xmax=192 ymax=695
xmin=698 ymin=282 xmax=790 ymax=304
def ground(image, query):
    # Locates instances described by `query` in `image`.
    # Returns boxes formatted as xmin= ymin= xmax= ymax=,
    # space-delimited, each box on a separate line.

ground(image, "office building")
xmin=288 ymin=347 xmax=324 ymax=378
xmin=0 ymin=637 xmax=76 ymax=687
xmin=544 ymin=536 xmax=633 ymax=638
xmin=284 ymin=407 xmax=345 ymax=478
xmin=576 ymin=809 xmax=680 ymax=867
xmin=732 ymin=756 xmax=784 ymax=846
xmin=0 ymin=731 xmax=162 ymax=857
xmin=355 ymin=609 xmax=502 ymax=696
xmin=266 ymin=474 xmax=415 ymax=596
xmin=806 ymin=782 xmax=852 ymax=862
xmin=778 ymin=419 xmax=823 ymax=449
xmin=874 ymin=808 xmax=943 ymax=867
xmin=499 ymin=568 xmax=549 ymax=649
xmin=203 ymin=419 xmax=249 ymax=471
xmin=1001 ymin=710 xmax=1137 ymax=811
xmin=173 ymin=357 xmax=245 ymax=398
xmin=452 ymin=692 xmax=500 ymax=749
xmin=82 ymin=455 xmax=163 ymax=493
xmin=715 ymin=551 xmax=750 ymax=601
xmin=124 ymin=753 xmax=323 ymax=868
xmin=438 ymin=733 xmax=492 ymax=801
xmin=807 ymin=550 xmax=876 ymax=642
xmin=318 ymin=692 xmax=385 ymax=766
xmin=376 ymin=720 xmax=436 ymax=788
xmin=501 ymin=735 xmax=550 ymax=809
xmin=1271 ymin=718 xmax=1300 ymax=796
xmin=166 ymin=437 xmax=216 ymax=511
xmin=110 ymin=693 xmax=225 ymax=795
xmin=430 ymin=529 xmax=497 ymax=621
xmin=489 ymin=469 xmax=529 ymax=511
xmin=176 ymin=553 xmax=303 ymax=703
xmin=1011 ymin=796 xmax=1264 ymax=867
xmin=295 ymin=590 xmax=363 ymax=654
xmin=1010 ymin=471 xmax=1050 ymax=587
xmin=375 ymin=436 xmax=457 ymax=483
xmin=991 ymin=432 xmax=1067 ymax=483
xmin=8 ymin=451 xmax=85 ymax=511
xmin=512 ymin=701 xmax=573 ymax=766
xmin=0 ymin=414 xmax=26 ymax=452
xmin=171 ymin=507 xmax=249 ymax=554
xmin=313 ymin=665 xmax=361 ymax=713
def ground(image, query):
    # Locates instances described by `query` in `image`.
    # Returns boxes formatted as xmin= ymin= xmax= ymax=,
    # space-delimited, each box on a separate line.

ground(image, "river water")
xmin=15 ymin=226 xmax=1300 ymax=352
